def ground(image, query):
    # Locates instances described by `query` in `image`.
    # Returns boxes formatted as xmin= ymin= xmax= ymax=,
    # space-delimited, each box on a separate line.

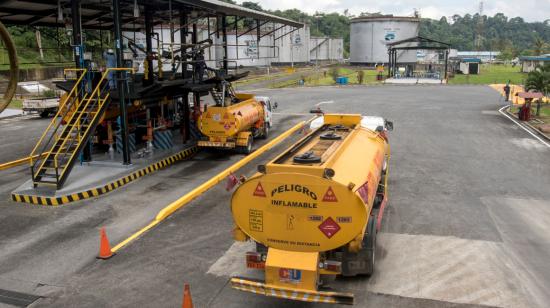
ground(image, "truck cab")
xmin=254 ymin=96 xmax=275 ymax=135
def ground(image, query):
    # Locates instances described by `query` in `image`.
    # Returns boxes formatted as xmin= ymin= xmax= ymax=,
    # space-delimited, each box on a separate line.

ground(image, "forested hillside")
xmin=233 ymin=1 xmax=550 ymax=58
xmin=2 ymin=0 xmax=549 ymax=67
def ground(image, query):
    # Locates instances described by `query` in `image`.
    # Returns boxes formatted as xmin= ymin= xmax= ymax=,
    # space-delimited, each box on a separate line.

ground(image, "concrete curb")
xmin=11 ymin=146 xmax=199 ymax=206
xmin=504 ymin=106 xmax=550 ymax=142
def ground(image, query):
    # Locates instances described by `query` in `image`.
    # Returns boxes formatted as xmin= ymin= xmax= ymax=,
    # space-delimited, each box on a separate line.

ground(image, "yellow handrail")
xmin=54 ymin=68 xmax=134 ymax=178
xmin=29 ymin=68 xmax=87 ymax=166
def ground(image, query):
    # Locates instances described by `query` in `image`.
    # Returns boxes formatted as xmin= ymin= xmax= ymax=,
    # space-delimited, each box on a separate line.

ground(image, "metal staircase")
xmin=29 ymin=68 xmax=132 ymax=189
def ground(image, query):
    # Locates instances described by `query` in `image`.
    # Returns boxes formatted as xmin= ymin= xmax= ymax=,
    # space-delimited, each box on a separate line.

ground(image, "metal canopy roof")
xmin=176 ymin=0 xmax=302 ymax=28
xmin=0 ymin=0 xmax=303 ymax=29
xmin=388 ymin=36 xmax=451 ymax=50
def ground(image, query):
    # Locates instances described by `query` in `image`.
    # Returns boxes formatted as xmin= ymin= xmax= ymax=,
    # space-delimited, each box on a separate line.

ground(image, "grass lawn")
xmin=270 ymin=67 xmax=385 ymax=88
xmin=449 ymin=64 xmax=526 ymax=85
xmin=6 ymin=99 xmax=23 ymax=109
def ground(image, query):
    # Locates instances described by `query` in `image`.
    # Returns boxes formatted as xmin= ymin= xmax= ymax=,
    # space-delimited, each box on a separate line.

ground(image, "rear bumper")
xmin=197 ymin=140 xmax=235 ymax=148
xmin=230 ymin=277 xmax=354 ymax=305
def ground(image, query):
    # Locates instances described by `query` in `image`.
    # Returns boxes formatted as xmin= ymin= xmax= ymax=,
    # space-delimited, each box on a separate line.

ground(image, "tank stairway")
xmin=210 ymin=81 xmax=236 ymax=106
xmin=29 ymin=68 xmax=132 ymax=189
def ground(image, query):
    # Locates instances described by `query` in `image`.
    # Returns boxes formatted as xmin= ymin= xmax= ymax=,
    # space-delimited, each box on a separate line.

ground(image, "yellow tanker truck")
xmin=230 ymin=114 xmax=392 ymax=305
xmin=197 ymin=94 xmax=275 ymax=154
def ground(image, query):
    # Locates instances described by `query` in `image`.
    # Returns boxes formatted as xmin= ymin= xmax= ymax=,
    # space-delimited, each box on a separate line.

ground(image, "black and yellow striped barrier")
xmin=11 ymin=146 xmax=199 ymax=206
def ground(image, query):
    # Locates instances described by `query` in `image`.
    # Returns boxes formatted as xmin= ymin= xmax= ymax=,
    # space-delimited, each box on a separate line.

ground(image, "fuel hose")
xmin=0 ymin=20 xmax=19 ymax=113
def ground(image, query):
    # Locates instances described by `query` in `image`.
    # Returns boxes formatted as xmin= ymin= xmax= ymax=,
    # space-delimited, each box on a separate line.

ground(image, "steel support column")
xmin=180 ymin=10 xmax=190 ymax=79
xmin=222 ymin=15 xmax=228 ymax=73
xmin=71 ymin=0 xmax=93 ymax=162
xmin=387 ymin=49 xmax=392 ymax=78
xmin=112 ymin=0 xmax=131 ymax=165
xmin=144 ymin=6 xmax=154 ymax=85
xmin=444 ymin=50 xmax=449 ymax=80
xmin=71 ymin=0 xmax=82 ymax=68
xmin=192 ymin=22 xmax=197 ymax=82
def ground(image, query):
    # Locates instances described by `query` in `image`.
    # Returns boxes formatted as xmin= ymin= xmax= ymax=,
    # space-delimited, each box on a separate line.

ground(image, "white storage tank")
xmin=310 ymin=37 xmax=344 ymax=62
xmin=273 ymin=25 xmax=310 ymax=65
xmin=215 ymin=32 xmax=275 ymax=68
xmin=350 ymin=15 xmax=420 ymax=64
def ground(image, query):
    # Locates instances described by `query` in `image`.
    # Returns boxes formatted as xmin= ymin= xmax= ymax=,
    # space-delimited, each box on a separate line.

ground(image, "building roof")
xmin=517 ymin=92 xmax=544 ymax=99
xmin=457 ymin=51 xmax=500 ymax=56
xmin=351 ymin=15 xmax=420 ymax=23
xmin=461 ymin=58 xmax=482 ymax=63
xmin=519 ymin=55 xmax=550 ymax=61
xmin=387 ymin=36 xmax=450 ymax=50
xmin=0 ymin=0 xmax=303 ymax=29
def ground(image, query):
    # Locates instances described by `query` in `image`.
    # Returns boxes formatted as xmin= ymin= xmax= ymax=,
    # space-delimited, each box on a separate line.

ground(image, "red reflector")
xmin=247 ymin=262 xmax=265 ymax=269
xmin=246 ymin=251 xmax=261 ymax=263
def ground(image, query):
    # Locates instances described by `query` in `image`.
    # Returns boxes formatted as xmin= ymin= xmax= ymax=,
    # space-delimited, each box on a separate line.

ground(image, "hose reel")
xmin=0 ymin=20 xmax=18 ymax=113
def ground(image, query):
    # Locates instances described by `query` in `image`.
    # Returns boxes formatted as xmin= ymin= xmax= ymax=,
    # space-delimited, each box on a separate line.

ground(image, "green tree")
xmin=533 ymin=36 xmax=547 ymax=55
xmin=525 ymin=63 xmax=550 ymax=116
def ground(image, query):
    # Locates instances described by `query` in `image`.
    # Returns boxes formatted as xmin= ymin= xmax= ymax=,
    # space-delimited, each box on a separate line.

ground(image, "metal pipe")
xmin=112 ymin=0 xmax=131 ymax=165
xmin=0 ymin=21 xmax=18 ymax=113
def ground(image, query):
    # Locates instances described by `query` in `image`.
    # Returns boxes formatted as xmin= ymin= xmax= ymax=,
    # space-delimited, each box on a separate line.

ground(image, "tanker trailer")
xmin=197 ymin=93 xmax=274 ymax=154
xmin=230 ymin=114 xmax=392 ymax=305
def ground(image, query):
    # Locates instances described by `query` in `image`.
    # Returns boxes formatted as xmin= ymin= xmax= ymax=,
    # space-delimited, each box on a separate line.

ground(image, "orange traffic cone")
xmin=182 ymin=283 xmax=194 ymax=308
xmin=97 ymin=227 xmax=114 ymax=259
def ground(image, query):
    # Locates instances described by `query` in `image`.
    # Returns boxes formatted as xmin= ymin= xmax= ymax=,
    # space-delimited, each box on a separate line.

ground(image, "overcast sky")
xmin=237 ymin=0 xmax=550 ymax=22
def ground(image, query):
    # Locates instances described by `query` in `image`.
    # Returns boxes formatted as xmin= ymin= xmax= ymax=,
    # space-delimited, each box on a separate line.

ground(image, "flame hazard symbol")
xmin=322 ymin=186 xmax=338 ymax=202
xmin=253 ymin=182 xmax=266 ymax=197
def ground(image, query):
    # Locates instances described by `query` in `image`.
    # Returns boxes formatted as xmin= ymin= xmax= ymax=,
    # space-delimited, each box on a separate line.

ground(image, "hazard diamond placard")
xmin=322 ymin=186 xmax=338 ymax=202
xmin=318 ymin=217 xmax=341 ymax=238
xmin=253 ymin=182 xmax=266 ymax=197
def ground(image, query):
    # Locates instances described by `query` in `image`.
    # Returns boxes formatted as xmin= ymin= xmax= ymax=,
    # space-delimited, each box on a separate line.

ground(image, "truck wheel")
xmin=39 ymin=111 xmax=50 ymax=118
xmin=364 ymin=215 xmax=377 ymax=276
xmin=237 ymin=136 xmax=253 ymax=154
xmin=262 ymin=124 xmax=269 ymax=139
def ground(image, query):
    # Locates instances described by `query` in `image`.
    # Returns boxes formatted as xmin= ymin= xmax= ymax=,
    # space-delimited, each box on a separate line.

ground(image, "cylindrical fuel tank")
xmin=198 ymin=95 xmax=264 ymax=138
xmin=350 ymin=16 xmax=420 ymax=64
xmin=231 ymin=114 xmax=389 ymax=253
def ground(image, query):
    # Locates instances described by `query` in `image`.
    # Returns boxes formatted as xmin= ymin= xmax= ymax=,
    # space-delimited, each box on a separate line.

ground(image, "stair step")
xmin=40 ymin=173 xmax=58 ymax=178
xmin=33 ymin=180 xmax=58 ymax=186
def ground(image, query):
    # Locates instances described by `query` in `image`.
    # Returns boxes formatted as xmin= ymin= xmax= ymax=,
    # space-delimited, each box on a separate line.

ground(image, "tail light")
xmin=246 ymin=251 xmax=262 ymax=263
xmin=322 ymin=260 xmax=342 ymax=273
xmin=245 ymin=251 xmax=266 ymax=269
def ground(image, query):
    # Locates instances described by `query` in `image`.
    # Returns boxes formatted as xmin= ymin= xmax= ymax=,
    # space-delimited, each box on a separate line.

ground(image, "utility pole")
xmin=475 ymin=1 xmax=484 ymax=52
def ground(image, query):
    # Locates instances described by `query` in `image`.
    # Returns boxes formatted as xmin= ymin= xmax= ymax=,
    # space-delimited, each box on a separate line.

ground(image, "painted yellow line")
xmin=111 ymin=119 xmax=312 ymax=253
xmin=0 ymin=153 xmax=47 ymax=171
xmin=111 ymin=220 xmax=159 ymax=252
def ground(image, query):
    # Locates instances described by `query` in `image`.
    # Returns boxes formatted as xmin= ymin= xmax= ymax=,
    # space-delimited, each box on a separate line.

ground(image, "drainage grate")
xmin=0 ymin=289 xmax=41 ymax=307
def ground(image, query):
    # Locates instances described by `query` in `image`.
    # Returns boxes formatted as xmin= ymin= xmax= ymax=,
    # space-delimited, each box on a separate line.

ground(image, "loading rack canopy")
xmin=0 ymin=0 xmax=303 ymax=30
xmin=386 ymin=35 xmax=451 ymax=79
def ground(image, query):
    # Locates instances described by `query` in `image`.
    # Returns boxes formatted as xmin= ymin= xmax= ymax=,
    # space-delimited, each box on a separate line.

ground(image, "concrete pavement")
xmin=1 ymin=85 xmax=549 ymax=307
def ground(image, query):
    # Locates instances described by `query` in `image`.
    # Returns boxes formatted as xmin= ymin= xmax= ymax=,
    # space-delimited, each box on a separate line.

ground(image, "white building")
xmin=456 ymin=51 xmax=500 ymax=63
xmin=519 ymin=55 xmax=550 ymax=73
